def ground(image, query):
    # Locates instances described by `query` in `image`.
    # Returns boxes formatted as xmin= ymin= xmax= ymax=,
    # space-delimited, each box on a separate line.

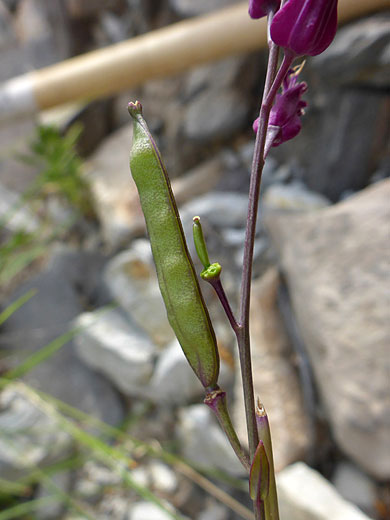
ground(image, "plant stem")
xmin=207 ymin=278 xmax=239 ymax=334
xmin=204 ymin=388 xmax=251 ymax=472
xmin=237 ymin=14 xmax=295 ymax=518
xmin=238 ymin=46 xmax=293 ymax=465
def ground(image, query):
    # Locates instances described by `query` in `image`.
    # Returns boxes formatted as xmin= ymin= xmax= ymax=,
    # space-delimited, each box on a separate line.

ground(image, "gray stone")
xmin=197 ymin=501 xmax=228 ymax=520
xmin=177 ymin=404 xmax=246 ymax=477
xmin=305 ymin=89 xmax=390 ymax=201
xmin=233 ymin=269 xmax=313 ymax=472
xmin=1 ymin=246 xmax=124 ymax=426
xmin=85 ymin=122 xmax=145 ymax=248
xmin=128 ymin=502 xmax=184 ymax=520
xmin=150 ymin=339 xmax=204 ymax=405
xmin=183 ymin=89 xmax=249 ymax=142
xmin=103 ymin=240 xmax=175 ymax=346
xmin=0 ymin=385 xmax=72 ymax=481
xmin=14 ymin=0 xmax=70 ymax=69
xmin=148 ymin=461 xmax=178 ymax=494
xmin=184 ymin=56 xmax=245 ymax=100
xmin=35 ymin=469 xmax=73 ymax=520
xmin=0 ymin=118 xmax=38 ymax=194
xmin=180 ymin=192 xmax=249 ymax=232
xmin=266 ymin=180 xmax=390 ymax=479
xmin=263 ymin=181 xmax=330 ymax=212
xmin=74 ymin=308 xmax=156 ymax=398
xmin=277 ymin=463 xmax=373 ymax=520
xmin=315 ymin=14 xmax=390 ymax=88
xmin=151 ymin=338 xmax=233 ymax=405
xmin=0 ymin=183 xmax=40 ymax=233
xmin=169 ymin=0 xmax=237 ymax=18
xmin=332 ymin=462 xmax=376 ymax=517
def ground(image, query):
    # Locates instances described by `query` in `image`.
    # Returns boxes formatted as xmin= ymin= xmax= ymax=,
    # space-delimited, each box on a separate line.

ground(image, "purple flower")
xmin=249 ymin=0 xmax=280 ymax=19
xmin=270 ymin=0 xmax=338 ymax=56
xmin=253 ymin=67 xmax=307 ymax=147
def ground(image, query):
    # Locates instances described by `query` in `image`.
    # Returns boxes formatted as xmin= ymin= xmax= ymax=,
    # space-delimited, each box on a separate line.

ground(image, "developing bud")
xmin=249 ymin=440 xmax=270 ymax=502
xmin=270 ymin=0 xmax=338 ymax=56
xmin=253 ymin=65 xmax=307 ymax=148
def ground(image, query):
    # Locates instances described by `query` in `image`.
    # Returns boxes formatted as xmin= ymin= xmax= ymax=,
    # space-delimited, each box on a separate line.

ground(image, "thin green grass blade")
xmin=0 ymin=289 xmax=37 ymax=327
xmin=0 ymin=496 xmax=56 ymax=520
xmin=3 ymin=326 xmax=81 ymax=381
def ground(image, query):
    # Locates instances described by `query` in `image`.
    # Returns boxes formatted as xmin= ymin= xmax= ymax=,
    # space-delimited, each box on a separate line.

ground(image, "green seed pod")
xmin=249 ymin=439 xmax=270 ymax=502
xmin=192 ymin=216 xmax=211 ymax=269
xmin=128 ymin=101 xmax=219 ymax=389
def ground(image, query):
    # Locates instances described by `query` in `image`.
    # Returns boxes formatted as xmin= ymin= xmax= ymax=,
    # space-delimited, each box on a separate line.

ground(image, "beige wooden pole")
xmin=0 ymin=0 xmax=388 ymax=121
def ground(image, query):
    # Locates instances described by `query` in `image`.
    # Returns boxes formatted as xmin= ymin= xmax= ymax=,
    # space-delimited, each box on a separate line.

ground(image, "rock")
xmin=150 ymin=338 xmax=233 ymax=405
xmin=1 ymin=246 xmax=124 ymax=426
xmin=197 ymin=500 xmax=228 ymax=520
xmin=128 ymin=502 xmax=184 ymax=520
xmin=103 ymin=240 xmax=175 ymax=346
xmin=85 ymin=122 xmax=145 ymax=248
xmin=148 ymin=461 xmax=178 ymax=495
xmin=277 ymin=462 xmax=374 ymax=520
xmin=184 ymin=56 xmax=245 ymax=101
xmin=74 ymin=308 xmax=156 ymax=398
xmin=65 ymin=0 xmax=123 ymax=19
xmin=233 ymin=269 xmax=313 ymax=472
xmin=266 ymin=180 xmax=390 ymax=479
xmin=169 ymin=0 xmax=237 ymax=18
xmin=35 ymin=469 xmax=73 ymax=520
xmin=177 ymin=404 xmax=246 ymax=477
xmin=150 ymin=339 xmax=204 ymax=405
xmin=179 ymin=192 xmax=249 ymax=233
xmin=315 ymin=14 xmax=390 ymax=88
xmin=0 ymin=1 xmax=16 ymax=48
xmin=0 ymin=385 xmax=72 ymax=481
xmin=183 ymin=89 xmax=249 ymax=142
xmin=14 ymin=0 xmax=70 ymax=69
xmin=305 ymin=89 xmax=390 ymax=201
xmin=171 ymin=156 xmax=224 ymax=207
xmin=0 ymin=118 xmax=38 ymax=194
xmin=263 ymin=181 xmax=330 ymax=212
xmin=0 ymin=183 xmax=40 ymax=233
xmin=332 ymin=462 xmax=377 ymax=517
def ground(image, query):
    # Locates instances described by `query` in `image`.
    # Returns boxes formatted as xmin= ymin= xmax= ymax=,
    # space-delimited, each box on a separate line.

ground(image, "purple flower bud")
xmin=253 ymin=67 xmax=307 ymax=147
xmin=270 ymin=0 xmax=338 ymax=56
xmin=249 ymin=0 xmax=280 ymax=19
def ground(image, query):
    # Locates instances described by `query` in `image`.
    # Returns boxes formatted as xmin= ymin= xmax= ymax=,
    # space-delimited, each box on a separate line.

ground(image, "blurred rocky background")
xmin=0 ymin=1 xmax=389 ymax=519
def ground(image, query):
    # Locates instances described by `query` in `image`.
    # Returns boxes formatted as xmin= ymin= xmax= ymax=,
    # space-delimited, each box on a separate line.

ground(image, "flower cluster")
xmin=250 ymin=0 xmax=338 ymax=146
xmin=253 ymin=67 xmax=308 ymax=147
xmin=249 ymin=0 xmax=338 ymax=56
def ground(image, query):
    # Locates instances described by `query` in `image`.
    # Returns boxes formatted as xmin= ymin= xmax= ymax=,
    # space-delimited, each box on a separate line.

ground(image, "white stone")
xmin=263 ymin=181 xmax=330 ymax=212
xmin=149 ymin=461 xmax=178 ymax=494
xmin=197 ymin=501 xmax=228 ymax=520
xmin=150 ymin=339 xmax=203 ymax=405
xmin=103 ymin=240 xmax=175 ymax=347
xmin=177 ymin=405 xmax=246 ymax=477
xmin=332 ymin=462 xmax=376 ymax=515
xmin=128 ymin=502 xmax=180 ymax=520
xmin=277 ymin=463 xmax=374 ymax=520
xmin=74 ymin=308 xmax=156 ymax=397
xmin=0 ymin=183 xmax=40 ymax=233
xmin=0 ymin=385 xmax=72 ymax=481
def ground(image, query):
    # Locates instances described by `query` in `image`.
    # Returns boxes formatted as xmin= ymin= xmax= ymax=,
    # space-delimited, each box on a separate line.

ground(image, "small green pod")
xmin=128 ymin=101 xmax=219 ymax=390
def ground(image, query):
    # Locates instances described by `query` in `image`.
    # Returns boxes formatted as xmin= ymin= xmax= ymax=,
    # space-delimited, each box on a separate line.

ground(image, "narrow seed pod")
xmin=128 ymin=101 xmax=219 ymax=390
xmin=249 ymin=440 xmax=270 ymax=502
xmin=192 ymin=216 xmax=211 ymax=269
